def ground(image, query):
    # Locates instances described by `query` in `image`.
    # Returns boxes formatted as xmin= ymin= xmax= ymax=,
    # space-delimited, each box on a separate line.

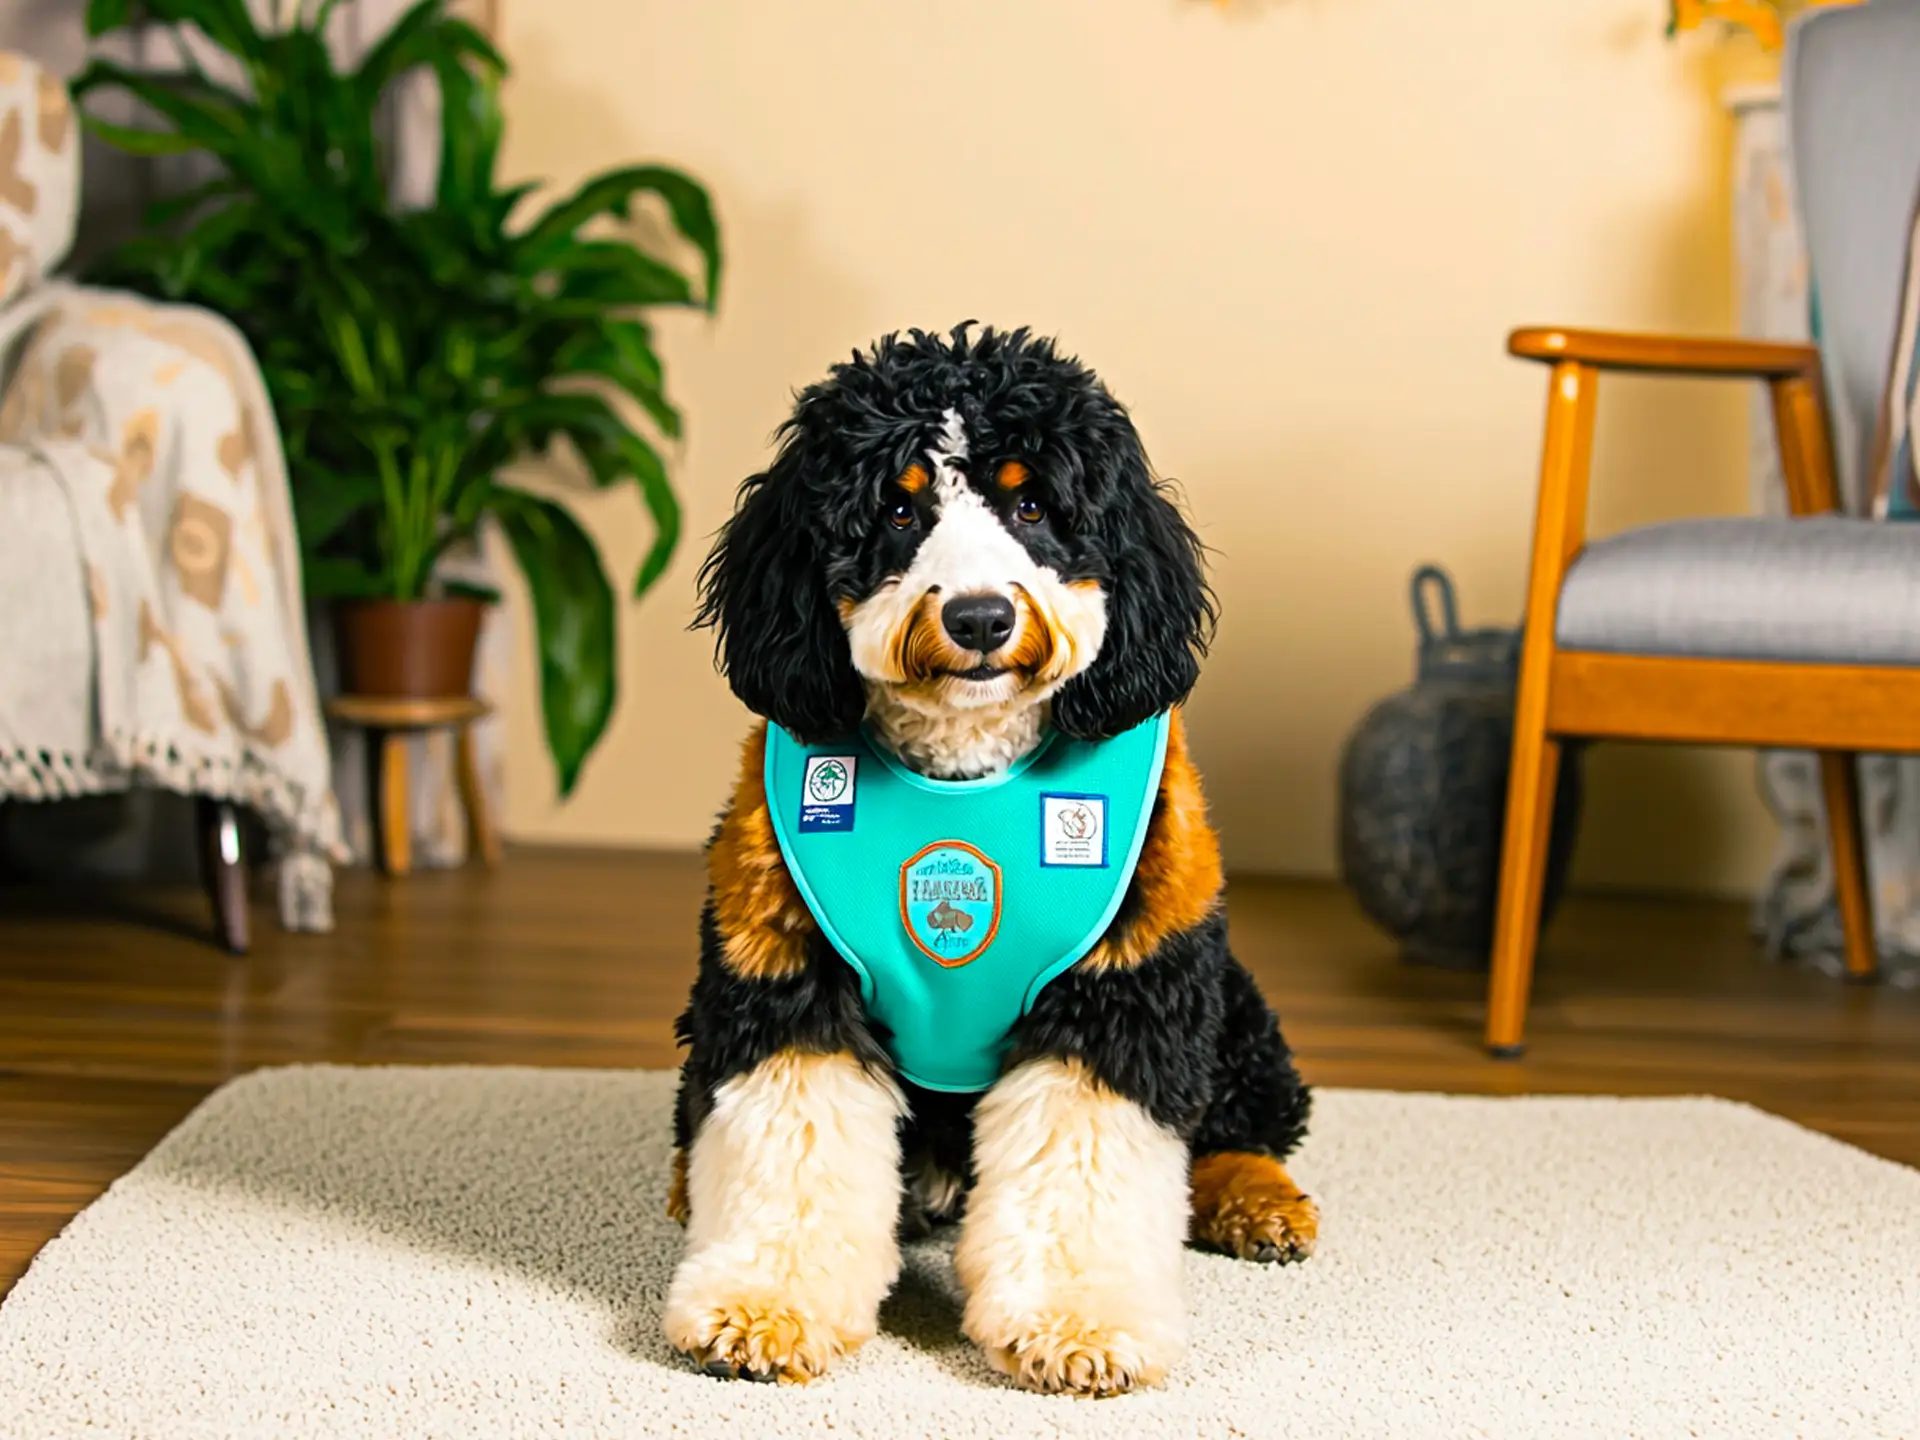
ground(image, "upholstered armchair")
xmin=1485 ymin=1 xmax=1920 ymax=1055
xmin=0 ymin=50 xmax=341 ymax=949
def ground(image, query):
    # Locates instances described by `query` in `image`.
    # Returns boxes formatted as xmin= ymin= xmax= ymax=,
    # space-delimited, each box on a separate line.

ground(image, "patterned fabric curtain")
xmin=1732 ymin=88 xmax=1920 ymax=985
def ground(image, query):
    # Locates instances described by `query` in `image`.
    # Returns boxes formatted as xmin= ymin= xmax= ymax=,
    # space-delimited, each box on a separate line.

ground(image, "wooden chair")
xmin=1484 ymin=329 xmax=1920 ymax=1055
xmin=1485 ymin=0 xmax=1920 ymax=1056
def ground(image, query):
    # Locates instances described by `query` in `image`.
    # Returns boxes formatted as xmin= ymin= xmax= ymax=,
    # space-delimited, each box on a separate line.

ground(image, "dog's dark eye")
xmin=886 ymin=499 xmax=916 ymax=531
xmin=1014 ymin=496 xmax=1046 ymax=525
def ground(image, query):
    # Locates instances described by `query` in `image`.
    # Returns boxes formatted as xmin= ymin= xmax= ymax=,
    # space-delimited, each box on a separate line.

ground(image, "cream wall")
xmin=495 ymin=0 xmax=1780 ymax=896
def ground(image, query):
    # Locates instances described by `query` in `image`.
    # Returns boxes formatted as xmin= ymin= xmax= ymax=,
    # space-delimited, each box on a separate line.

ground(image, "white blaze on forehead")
xmin=841 ymin=405 xmax=1110 ymax=780
xmin=929 ymin=407 xmax=968 ymax=484
xmin=913 ymin=407 xmax=1041 ymax=598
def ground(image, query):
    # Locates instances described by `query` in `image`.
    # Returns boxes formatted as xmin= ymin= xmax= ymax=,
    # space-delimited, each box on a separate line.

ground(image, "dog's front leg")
xmin=955 ymin=1055 xmax=1190 ymax=1395
xmin=664 ymin=1048 xmax=905 ymax=1383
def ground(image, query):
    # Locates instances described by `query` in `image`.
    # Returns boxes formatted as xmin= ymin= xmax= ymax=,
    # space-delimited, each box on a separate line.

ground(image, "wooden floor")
xmin=4 ymin=847 xmax=1918 ymax=1296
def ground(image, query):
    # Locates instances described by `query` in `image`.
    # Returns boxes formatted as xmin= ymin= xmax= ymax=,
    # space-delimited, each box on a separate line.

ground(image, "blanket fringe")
xmin=0 ymin=744 xmax=104 ymax=800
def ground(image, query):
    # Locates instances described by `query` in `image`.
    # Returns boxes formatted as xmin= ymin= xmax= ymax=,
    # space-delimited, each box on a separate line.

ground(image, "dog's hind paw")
xmin=1189 ymin=1151 xmax=1319 ymax=1264
xmin=666 ymin=1296 xmax=856 ymax=1385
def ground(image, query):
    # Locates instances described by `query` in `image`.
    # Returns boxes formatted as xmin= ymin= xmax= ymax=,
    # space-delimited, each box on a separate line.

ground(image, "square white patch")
xmin=1041 ymin=793 xmax=1107 ymax=868
xmin=799 ymin=754 xmax=858 ymax=832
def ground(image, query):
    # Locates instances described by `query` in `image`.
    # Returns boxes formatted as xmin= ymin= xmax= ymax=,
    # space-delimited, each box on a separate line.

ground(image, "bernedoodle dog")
xmin=664 ymin=324 xmax=1316 ymax=1396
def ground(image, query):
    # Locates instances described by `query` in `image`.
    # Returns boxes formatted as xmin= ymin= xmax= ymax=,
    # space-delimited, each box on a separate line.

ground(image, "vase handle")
xmin=1410 ymin=564 xmax=1460 ymax=645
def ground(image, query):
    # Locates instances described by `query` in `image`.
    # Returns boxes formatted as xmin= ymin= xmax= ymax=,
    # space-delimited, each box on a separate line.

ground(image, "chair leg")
xmin=196 ymin=798 xmax=250 ymax=956
xmin=1486 ymin=358 xmax=1597 ymax=1059
xmin=455 ymin=725 xmax=503 ymax=867
xmin=1817 ymin=751 xmax=1878 ymax=982
xmin=1486 ymin=726 xmax=1563 ymax=1059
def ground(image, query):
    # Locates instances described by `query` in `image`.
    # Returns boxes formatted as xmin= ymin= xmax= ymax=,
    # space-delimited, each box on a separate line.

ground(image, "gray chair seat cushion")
xmin=1555 ymin=516 xmax=1920 ymax=666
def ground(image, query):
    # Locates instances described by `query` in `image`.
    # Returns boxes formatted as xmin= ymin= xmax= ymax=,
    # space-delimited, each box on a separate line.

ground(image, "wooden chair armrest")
xmin=1509 ymin=327 xmax=1821 ymax=379
xmin=1505 ymin=324 xmax=1842 ymax=687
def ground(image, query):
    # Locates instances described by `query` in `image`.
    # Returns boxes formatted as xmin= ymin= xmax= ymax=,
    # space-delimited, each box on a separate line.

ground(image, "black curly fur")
xmin=1009 ymin=911 xmax=1309 ymax=1156
xmin=671 ymin=900 xmax=892 ymax=1149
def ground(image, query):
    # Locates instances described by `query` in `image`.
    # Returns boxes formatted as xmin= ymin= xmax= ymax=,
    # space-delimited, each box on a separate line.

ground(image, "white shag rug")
xmin=2 ymin=1067 xmax=1917 ymax=1439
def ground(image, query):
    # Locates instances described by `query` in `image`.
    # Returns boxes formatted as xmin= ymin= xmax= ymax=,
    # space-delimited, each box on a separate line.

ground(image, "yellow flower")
xmin=1669 ymin=0 xmax=1864 ymax=53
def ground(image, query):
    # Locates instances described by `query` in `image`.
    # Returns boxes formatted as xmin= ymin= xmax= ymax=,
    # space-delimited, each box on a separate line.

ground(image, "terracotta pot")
xmin=334 ymin=598 xmax=485 ymax=700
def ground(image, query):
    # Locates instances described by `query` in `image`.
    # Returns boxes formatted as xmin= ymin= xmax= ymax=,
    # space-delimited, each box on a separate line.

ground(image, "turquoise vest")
xmin=765 ymin=713 xmax=1170 ymax=1092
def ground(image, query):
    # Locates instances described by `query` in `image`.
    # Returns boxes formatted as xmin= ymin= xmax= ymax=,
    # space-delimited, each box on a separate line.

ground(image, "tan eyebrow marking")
xmin=995 ymin=460 xmax=1029 ymax=491
xmin=896 ymin=463 xmax=929 ymax=495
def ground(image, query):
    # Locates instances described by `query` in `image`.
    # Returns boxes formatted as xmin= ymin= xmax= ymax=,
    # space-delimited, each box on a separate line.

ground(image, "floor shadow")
xmin=0 ymin=876 xmax=237 ymax=949
xmin=141 ymin=1066 xmax=1007 ymax=1390
xmin=878 ymin=1241 xmax=967 ymax=1350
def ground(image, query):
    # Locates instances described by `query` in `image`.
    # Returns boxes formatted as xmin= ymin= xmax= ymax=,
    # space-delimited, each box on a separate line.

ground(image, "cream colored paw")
xmin=955 ymin=1058 xmax=1193 ymax=1396
xmin=968 ymin=1308 xmax=1180 ymax=1396
xmin=664 ymin=1286 xmax=867 ymax=1384
xmin=664 ymin=1050 xmax=905 ymax=1384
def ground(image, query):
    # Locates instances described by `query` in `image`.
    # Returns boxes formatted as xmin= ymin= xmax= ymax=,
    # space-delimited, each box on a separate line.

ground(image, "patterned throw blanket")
xmin=0 ymin=281 xmax=343 ymax=930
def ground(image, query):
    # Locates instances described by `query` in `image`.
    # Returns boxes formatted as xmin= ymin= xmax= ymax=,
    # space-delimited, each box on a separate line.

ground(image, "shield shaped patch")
xmin=900 ymin=840 xmax=1002 ymax=968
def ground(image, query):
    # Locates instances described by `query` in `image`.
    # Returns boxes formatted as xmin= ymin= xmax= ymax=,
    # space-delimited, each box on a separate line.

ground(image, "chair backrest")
xmin=0 ymin=51 xmax=80 ymax=312
xmin=1787 ymin=0 xmax=1920 ymax=509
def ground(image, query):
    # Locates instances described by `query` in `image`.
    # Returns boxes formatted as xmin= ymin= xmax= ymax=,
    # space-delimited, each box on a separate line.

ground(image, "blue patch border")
xmin=797 ymin=754 xmax=858 ymax=834
xmin=1038 ymin=791 xmax=1110 ymax=869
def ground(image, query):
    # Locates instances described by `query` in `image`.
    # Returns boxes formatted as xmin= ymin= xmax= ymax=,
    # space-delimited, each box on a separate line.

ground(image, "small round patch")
xmin=807 ymin=758 xmax=851 ymax=804
xmin=900 ymin=840 xmax=1002 ymax=968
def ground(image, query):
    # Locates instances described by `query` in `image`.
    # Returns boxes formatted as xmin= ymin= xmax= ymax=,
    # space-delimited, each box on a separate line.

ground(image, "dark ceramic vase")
xmin=1337 ymin=566 xmax=1584 ymax=971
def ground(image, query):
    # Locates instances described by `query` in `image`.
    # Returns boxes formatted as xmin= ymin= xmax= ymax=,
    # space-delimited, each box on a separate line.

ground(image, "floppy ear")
xmin=694 ymin=452 xmax=868 ymax=743
xmin=1051 ymin=429 xmax=1215 ymax=740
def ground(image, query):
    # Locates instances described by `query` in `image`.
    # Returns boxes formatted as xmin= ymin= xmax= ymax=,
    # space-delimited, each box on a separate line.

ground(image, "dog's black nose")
xmin=941 ymin=593 xmax=1016 ymax=654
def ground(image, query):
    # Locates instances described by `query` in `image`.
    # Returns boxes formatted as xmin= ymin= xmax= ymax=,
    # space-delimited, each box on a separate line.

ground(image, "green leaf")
xmin=436 ymin=17 xmax=508 ymax=77
xmin=484 ymin=391 xmax=680 ymax=598
xmin=349 ymin=0 xmax=449 ymax=95
xmin=556 ymin=400 xmax=679 ymax=595
xmin=85 ymin=232 xmax=200 ymax=295
xmin=134 ymin=198 xmax=267 ymax=297
xmin=551 ymin=321 xmax=680 ymax=438
xmin=84 ymin=0 xmax=136 ymax=38
xmin=629 ymin=462 xmax=681 ymax=595
xmin=439 ymin=576 xmax=503 ymax=605
xmin=316 ymin=299 xmax=379 ymax=399
xmin=291 ymin=465 xmax=381 ymax=550
xmin=488 ymin=179 xmax=543 ymax=232
xmin=77 ymin=114 xmax=204 ymax=158
xmin=517 ymin=164 xmax=722 ymax=309
xmin=354 ymin=2 xmax=504 ymax=104
xmin=548 ymin=241 xmax=696 ymax=309
xmin=488 ymin=484 xmax=617 ymax=798
xmin=302 ymin=555 xmax=387 ymax=600
xmin=180 ymin=0 xmax=268 ymax=64
xmin=85 ymin=0 xmax=257 ymax=49
xmin=432 ymin=49 xmax=503 ymax=221
xmin=71 ymin=62 xmax=256 ymax=170
xmin=141 ymin=177 xmax=244 ymax=230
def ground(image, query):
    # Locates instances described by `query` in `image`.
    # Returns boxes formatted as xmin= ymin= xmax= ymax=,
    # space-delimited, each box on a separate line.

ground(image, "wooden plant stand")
xmin=323 ymin=696 xmax=502 ymax=877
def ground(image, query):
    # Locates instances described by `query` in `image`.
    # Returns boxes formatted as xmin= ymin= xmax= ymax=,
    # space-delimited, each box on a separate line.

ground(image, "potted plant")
xmin=72 ymin=0 xmax=720 ymax=796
